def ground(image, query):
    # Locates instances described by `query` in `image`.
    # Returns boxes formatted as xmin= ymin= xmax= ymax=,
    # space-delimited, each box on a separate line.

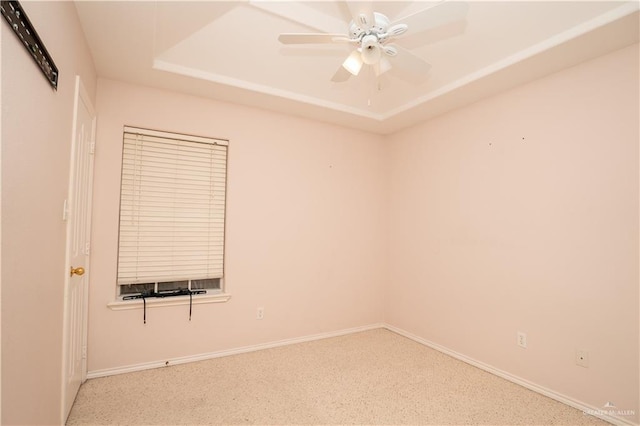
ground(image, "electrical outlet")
xmin=517 ymin=331 xmax=527 ymax=348
xmin=256 ymin=307 xmax=264 ymax=320
xmin=576 ymin=349 xmax=589 ymax=368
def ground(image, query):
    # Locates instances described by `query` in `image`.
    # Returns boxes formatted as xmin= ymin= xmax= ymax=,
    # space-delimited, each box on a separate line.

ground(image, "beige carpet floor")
xmin=67 ymin=328 xmax=609 ymax=425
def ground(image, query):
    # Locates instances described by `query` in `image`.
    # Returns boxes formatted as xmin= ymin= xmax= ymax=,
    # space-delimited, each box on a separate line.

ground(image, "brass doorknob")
xmin=70 ymin=266 xmax=85 ymax=277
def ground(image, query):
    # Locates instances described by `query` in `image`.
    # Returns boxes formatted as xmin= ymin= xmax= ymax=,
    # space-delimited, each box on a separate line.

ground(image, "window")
xmin=116 ymin=127 xmax=228 ymax=299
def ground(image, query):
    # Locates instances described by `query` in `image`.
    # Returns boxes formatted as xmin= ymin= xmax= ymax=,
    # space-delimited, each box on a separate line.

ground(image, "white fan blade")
xmin=391 ymin=1 xmax=469 ymax=36
xmin=250 ymin=1 xmax=346 ymax=34
xmin=331 ymin=66 xmax=352 ymax=83
xmin=346 ymin=1 xmax=374 ymax=30
xmin=386 ymin=44 xmax=432 ymax=84
xmin=278 ymin=34 xmax=348 ymax=44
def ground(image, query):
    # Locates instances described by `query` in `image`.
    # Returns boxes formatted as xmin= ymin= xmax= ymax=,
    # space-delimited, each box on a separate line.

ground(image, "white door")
xmin=62 ymin=76 xmax=96 ymax=422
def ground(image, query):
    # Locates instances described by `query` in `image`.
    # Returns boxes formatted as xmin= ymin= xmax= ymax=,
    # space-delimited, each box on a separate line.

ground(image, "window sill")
xmin=107 ymin=292 xmax=231 ymax=311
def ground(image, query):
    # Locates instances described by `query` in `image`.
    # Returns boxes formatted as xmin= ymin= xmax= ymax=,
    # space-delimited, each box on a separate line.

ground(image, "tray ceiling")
xmin=74 ymin=1 xmax=639 ymax=134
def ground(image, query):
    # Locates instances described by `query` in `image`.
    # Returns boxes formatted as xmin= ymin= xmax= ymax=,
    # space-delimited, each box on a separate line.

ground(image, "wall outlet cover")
xmin=517 ymin=331 xmax=527 ymax=348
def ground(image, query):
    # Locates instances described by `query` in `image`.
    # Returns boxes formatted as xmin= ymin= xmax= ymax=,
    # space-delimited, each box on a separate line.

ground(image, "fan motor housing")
xmin=349 ymin=12 xmax=390 ymax=41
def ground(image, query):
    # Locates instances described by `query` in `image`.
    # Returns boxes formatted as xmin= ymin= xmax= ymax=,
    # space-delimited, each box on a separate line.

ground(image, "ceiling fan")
xmin=276 ymin=1 xmax=469 ymax=84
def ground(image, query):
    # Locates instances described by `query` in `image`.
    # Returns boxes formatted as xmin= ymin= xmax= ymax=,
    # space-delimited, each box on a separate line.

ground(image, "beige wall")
xmin=387 ymin=44 xmax=639 ymax=421
xmin=88 ymin=79 xmax=388 ymax=371
xmin=1 ymin=2 xmax=97 ymax=425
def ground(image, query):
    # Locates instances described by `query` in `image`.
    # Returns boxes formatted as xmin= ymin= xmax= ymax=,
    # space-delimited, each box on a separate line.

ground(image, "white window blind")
xmin=117 ymin=127 xmax=228 ymax=286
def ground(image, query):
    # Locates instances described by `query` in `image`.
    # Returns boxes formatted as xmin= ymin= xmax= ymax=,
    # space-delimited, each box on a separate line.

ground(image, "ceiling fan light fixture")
xmin=361 ymin=34 xmax=381 ymax=65
xmin=342 ymin=50 xmax=364 ymax=76
xmin=273 ymin=1 xmax=470 ymax=84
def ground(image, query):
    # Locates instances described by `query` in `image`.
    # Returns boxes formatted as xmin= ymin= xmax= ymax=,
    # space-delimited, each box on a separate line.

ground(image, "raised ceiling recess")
xmin=74 ymin=1 xmax=639 ymax=134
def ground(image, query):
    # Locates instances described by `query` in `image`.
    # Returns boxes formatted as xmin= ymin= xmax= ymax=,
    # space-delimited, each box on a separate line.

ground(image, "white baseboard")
xmin=87 ymin=322 xmax=637 ymax=426
xmin=86 ymin=323 xmax=384 ymax=379
xmin=383 ymin=324 xmax=638 ymax=426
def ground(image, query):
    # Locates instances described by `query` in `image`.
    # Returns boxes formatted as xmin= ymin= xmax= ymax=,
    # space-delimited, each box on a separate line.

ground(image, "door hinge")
xmin=90 ymin=141 xmax=96 ymax=155
xmin=62 ymin=199 xmax=69 ymax=221
xmin=84 ymin=241 xmax=91 ymax=256
xmin=82 ymin=346 xmax=87 ymax=360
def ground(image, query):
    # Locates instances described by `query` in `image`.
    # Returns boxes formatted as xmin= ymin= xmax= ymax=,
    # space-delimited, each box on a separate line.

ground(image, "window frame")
xmin=110 ymin=126 xmax=231 ymax=308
